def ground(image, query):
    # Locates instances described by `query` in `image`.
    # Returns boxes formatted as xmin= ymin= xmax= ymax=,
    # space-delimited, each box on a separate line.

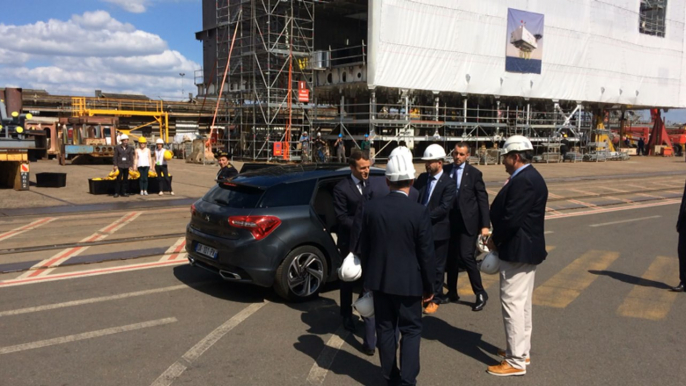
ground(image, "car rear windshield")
xmin=203 ymin=183 xmax=264 ymax=208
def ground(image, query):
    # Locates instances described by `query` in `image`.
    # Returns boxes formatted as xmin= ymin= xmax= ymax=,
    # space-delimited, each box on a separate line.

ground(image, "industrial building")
xmin=194 ymin=0 xmax=683 ymax=161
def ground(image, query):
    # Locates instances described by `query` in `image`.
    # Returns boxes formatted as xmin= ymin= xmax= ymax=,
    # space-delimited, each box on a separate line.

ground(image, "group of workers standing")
xmin=333 ymin=135 xmax=549 ymax=384
xmin=300 ymin=131 xmax=372 ymax=164
xmin=112 ymin=134 xmax=173 ymax=197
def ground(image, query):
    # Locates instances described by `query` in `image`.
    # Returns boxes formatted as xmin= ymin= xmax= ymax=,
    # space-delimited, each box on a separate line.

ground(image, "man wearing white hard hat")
xmin=486 ymin=135 xmax=548 ymax=377
xmin=356 ymin=147 xmax=435 ymax=386
xmin=113 ymin=133 xmax=134 ymax=198
xmin=413 ymin=144 xmax=456 ymax=314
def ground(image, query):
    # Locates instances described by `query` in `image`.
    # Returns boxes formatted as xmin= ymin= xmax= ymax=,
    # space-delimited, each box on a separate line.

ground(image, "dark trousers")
xmin=679 ymin=231 xmax=686 ymax=284
xmin=447 ymin=220 xmax=485 ymax=297
xmin=374 ymin=291 xmax=423 ymax=386
xmin=340 ymin=281 xmax=376 ymax=351
xmin=155 ymin=165 xmax=171 ymax=192
xmin=431 ymin=239 xmax=450 ymax=301
xmin=138 ymin=166 xmax=149 ymax=191
xmin=114 ymin=168 xmax=129 ymax=195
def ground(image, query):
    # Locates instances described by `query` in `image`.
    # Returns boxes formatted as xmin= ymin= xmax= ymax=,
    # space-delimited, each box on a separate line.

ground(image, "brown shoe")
xmin=423 ymin=302 xmax=439 ymax=314
xmin=487 ymin=361 xmax=526 ymax=377
xmin=497 ymin=349 xmax=531 ymax=365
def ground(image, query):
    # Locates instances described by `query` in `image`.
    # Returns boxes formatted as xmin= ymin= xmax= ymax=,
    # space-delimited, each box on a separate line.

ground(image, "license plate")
xmin=195 ymin=243 xmax=218 ymax=259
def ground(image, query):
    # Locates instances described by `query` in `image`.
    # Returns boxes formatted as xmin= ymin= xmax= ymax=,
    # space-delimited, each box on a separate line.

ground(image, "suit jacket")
xmin=216 ymin=165 xmax=238 ymax=182
xmin=333 ymin=175 xmax=390 ymax=254
xmin=490 ymin=165 xmax=548 ymax=265
xmin=413 ymin=171 xmax=456 ymax=241
xmin=444 ymin=163 xmax=490 ymax=235
xmin=113 ymin=144 xmax=134 ymax=169
xmin=357 ymin=192 xmax=436 ymax=296
xmin=677 ymin=180 xmax=686 ymax=233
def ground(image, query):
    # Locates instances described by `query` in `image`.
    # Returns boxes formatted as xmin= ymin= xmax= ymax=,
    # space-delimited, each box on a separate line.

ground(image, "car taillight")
xmin=191 ymin=203 xmax=197 ymax=216
xmin=228 ymin=216 xmax=281 ymax=240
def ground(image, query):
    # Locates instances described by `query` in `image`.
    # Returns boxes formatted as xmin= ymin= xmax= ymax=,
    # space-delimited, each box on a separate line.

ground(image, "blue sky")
xmin=0 ymin=0 xmax=202 ymax=99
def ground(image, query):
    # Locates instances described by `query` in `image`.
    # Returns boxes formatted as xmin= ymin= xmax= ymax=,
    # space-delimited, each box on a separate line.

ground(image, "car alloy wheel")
xmin=286 ymin=252 xmax=325 ymax=298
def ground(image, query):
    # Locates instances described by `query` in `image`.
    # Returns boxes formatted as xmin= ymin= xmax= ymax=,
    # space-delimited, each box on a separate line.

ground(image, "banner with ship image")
xmin=506 ymin=8 xmax=544 ymax=74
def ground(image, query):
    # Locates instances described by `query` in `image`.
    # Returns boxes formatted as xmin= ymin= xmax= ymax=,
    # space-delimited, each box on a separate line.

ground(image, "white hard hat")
xmin=478 ymin=251 xmax=501 ymax=275
xmin=337 ymin=252 xmax=362 ymax=282
xmin=120 ymin=134 xmax=129 ymax=140
xmin=353 ymin=292 xmax=374 ymax=318
xmin=156 ymin=139 xmax=164 ymax=144
xmin=501 ymin=135 xmax=533 ymax=155
xmin=386 ymin=146 xmax=416 ymax=182
xmin=421 ymin=144 xmax=447 ymax=160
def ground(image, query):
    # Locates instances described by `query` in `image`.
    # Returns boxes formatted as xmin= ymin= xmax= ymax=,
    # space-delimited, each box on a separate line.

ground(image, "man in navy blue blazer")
xmin=413 ymin=144 xmax=456 ymax=314
xmin=487 ymin=136 xmax=548 ymax=377
xmin=356 ymin=148 xmax=435 ymax=386
xmin=333 ymin=151 xmax=389 ymax=355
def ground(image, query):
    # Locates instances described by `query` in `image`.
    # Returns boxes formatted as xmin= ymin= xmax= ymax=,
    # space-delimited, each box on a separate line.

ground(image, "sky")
xmin=0 ymin=0 xmax=202 ymax=100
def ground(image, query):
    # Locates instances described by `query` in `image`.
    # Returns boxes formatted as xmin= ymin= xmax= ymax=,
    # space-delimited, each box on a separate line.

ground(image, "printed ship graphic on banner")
xmin=506 ymin=8 xmax=544 ymax=74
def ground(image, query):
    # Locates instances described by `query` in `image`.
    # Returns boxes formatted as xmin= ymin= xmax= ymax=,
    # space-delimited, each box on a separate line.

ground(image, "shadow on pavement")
xmin=172 ymin=264 xmax=280 ymax=303
xmin=588 ymin=269 xmax=672 ymax=289
xmin=292 ymin=296 xmax=382 ymax=385
xmin=422 ymin=316 xmax=501 ymax=366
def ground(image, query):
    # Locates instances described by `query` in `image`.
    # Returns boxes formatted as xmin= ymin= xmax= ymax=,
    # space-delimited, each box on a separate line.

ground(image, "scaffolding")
xmin=198 ymin=1 xmax=638 ymax=163
xmin=213 ymin=0 xmax=315 ymax=161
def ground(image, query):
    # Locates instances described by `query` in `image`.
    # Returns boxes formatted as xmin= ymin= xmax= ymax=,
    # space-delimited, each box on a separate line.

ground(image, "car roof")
xmin=228 ymin=164 xmax=386 ymax=189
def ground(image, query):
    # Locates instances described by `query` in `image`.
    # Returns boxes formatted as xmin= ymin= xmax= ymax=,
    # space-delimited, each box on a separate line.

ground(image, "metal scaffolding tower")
xmin=215 ymin=0 xmax=315 ymax=160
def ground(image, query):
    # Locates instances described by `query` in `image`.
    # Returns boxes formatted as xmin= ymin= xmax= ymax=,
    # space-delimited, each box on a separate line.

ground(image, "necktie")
xmin=504 ymin=177 xmax=511 ymax=186
xmin=422 ymin=177 xmax=434 ymax=206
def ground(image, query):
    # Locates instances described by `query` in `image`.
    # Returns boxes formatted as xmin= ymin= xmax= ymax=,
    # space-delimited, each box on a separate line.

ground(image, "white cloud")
xmin=103 ymin=0 xmax=149 ymax=13
xmin=0 ymin=11 xmax=200 ymax=99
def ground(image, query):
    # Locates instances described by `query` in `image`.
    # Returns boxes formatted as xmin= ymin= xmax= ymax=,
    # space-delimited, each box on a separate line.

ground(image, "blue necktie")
xmin=422 ymin=177 xmax=434 ymax=206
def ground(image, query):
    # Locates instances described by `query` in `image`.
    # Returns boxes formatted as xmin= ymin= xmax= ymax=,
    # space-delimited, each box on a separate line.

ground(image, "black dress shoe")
xmin=122 ymin=193 xmax=129 ymax=197
xmin=342 ymin=316 xmax=356 ymax=332
xmin=113 ymin=194 xmax=119 ymax=198
xmin=447 ymin=292 xmax=460 ymax=302
xmin=434 ymin=294 xmax=450 ymax=304
xmin=362 ymin=347 xmax=375 ymax=356
xmin=472 ymin=293 xmax=488 ymax=312
xmin=671 ymin=283 xmax=685 ymax=292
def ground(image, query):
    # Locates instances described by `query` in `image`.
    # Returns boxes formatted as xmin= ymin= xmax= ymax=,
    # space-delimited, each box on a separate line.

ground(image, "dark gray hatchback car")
xmin=186 ymin=164 xmax=385 ymax=301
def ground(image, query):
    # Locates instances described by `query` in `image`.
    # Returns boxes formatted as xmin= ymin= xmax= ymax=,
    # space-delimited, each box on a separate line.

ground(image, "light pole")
xmin=179 ymin=72 xmax=186 ymax=99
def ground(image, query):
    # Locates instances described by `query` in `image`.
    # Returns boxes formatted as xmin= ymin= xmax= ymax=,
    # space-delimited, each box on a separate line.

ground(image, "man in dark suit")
xmin=486 ymin=135 xmax=548 ymax=377
xmin=673 ymin=180 xmax=686 ymax=292
xmin=443 ymin=142 xmax=491 ymax=311
xmin=356 ymin=149 xmax=435 ymax=386
xmin=333 ymin=151 xmax=389 ymax=355
xmin=413 ymin=144 xmax=456 ymax=314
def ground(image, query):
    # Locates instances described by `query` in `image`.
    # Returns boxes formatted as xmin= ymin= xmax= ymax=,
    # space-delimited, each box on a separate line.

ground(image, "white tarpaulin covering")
xmin=368 ymin=0 xmax=686 ymax=108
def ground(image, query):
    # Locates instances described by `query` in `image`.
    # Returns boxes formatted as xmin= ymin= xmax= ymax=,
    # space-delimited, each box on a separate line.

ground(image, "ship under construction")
xmin=193 ymin=0 xmax=679 ymax=162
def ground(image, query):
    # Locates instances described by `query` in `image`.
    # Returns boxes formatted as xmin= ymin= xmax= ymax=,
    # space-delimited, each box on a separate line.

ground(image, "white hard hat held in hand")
xmin=353 ymin=291 xmax=374 ymax=317
xmin=421 ymin=144 xmax=446 ymax=160
xmin=338 ymin=252 xmax=362 ymax=282
xmin=386 ymin=146 xmax=416 ymax=182
xmin=478 ymin=251 xmax=501 ymax=275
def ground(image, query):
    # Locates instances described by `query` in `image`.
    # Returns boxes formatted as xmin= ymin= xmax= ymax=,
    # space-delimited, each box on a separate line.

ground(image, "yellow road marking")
xmin=533 ymin=250 xmax=619 ymax=308
xmin=617 ymin=256 xmax=679 ymax=321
